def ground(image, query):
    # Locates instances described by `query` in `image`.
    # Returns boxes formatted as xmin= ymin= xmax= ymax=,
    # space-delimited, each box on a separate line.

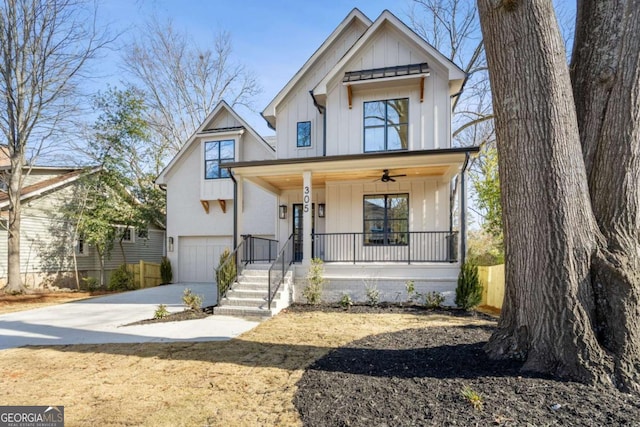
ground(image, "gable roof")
xmin=0 ymin=167 xmax=100 ymax=209
xmin=155 ymin=100 xmax=275 ymax=185
xmin=261 ymin=8 xmax=372 ymax=129
xmin=312 ymin=9 xmax=466 ymax=99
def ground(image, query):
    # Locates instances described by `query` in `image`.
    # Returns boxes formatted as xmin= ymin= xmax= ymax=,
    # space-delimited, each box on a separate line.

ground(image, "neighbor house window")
xmin=205 ymin=139 xmax=234 ymax=179
xmin=75 ymin=235 xmax=87 ymax=256
xmin=363 ymin=194 xmax=409 ymax=245
xmin=363 ymin=98 xmax=409 ymax=152
xmin=118 ymin=227 xmax=134 ymax=243
xmin=137 ymin=229 xmax=149 ymax=240
xmin=297 ymin=121 xmax=311 ymax=147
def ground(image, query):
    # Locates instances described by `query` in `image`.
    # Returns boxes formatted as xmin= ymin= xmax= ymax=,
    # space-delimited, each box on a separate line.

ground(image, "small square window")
xmin=137 ymin=229 xmax=149 ymax=239
xmin=118 ymin=227 xmax=135 ymax=243
xmin=297 ymin=121 xmax=311 ymax=148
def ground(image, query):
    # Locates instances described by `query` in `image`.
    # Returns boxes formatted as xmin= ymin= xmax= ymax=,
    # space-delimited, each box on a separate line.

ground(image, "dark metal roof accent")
xmin=343 ymin=62 xmax=429 ymax=83
xmin=223 ymin=146 xmax=479 ymax=169
xmin=198 ymin=126 xmax=245 ymax=134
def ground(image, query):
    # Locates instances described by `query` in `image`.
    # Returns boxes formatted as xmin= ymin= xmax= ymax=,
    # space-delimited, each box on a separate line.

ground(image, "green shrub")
xmin=108 ymin=265 xmax=136 ymax=291
xmin=82 ymin=276 xmax=100 ymax=292
xmin=405 ymin=280 xmax=418 ymax=304
xmin=216 ymin=248 xmax=237 ymax=298
xmin=339 ymin=293 xmax=353 ymax=310
xmin=424 ymin=291 xmax=445 ymax=309
xmin=154 ymin=304 xmax=169 ymax=319
xmin=182 ymin=288 xmax=203 ymax=311
xmin=364 ymin=281 xmax=380 ymax=307
xmin=455 ymin=261 xmax=483 ymax=310
xmin=160 ymin=257 xmax=173 ymax=284
xmin=303 ymin=258 xmax=325 ymax=305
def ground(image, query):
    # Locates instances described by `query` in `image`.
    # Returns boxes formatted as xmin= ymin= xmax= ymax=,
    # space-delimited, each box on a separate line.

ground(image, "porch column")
xmin=302 ymin=170 xmax=312 ymax=266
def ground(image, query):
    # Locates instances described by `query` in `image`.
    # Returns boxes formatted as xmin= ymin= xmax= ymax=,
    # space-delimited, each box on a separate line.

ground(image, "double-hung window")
xmin=205 ymin=139 xmax=234 ymax=179
xmin=363 ymin=98 xmax=409 ymax=152
xmin=363 ymin=194 xmax=409 ymax=245
xmin=297 ymin=121 xmax=311 ymax=147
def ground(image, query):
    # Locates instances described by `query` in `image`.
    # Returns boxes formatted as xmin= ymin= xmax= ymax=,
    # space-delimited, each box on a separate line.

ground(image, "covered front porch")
xmin=226 ymin=147 xmax=477 ymax=269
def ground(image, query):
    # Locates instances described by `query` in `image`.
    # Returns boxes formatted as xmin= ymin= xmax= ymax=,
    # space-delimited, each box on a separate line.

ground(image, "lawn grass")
xmin=0 ymin=310 xmax=493 ymax=426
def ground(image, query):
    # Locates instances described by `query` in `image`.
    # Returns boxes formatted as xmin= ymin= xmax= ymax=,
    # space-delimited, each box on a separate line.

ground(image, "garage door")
xmin=178 ymin=236 xmax=233 ymax=283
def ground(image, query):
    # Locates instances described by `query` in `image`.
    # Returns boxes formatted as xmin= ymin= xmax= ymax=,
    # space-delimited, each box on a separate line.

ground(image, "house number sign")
xmin=303 ymin=186 xmax=310 ymax=213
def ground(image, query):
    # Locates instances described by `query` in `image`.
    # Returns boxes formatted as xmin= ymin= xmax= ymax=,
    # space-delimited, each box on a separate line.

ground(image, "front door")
xmin=293 ymin=203 xmax=314 ymax=262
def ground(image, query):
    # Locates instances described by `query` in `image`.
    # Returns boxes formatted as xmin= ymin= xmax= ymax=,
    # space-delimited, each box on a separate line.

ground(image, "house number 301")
xmin=303 ymin=186 xmax=310 ymax=213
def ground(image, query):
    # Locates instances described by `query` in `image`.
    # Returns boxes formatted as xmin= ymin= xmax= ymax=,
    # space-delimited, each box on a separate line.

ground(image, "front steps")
xmin=214 ymin=265 xmax=291 ymax=317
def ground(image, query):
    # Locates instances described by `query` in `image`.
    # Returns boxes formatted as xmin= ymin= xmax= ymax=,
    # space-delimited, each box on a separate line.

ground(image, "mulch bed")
xmin=125 ymin=306 xmax=214 ymax=325
xmin=292 ymin=304 xmax=640 ymax=426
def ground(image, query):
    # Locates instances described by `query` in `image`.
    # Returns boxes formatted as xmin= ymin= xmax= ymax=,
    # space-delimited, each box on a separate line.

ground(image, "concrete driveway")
xmin=0 ymin=283 xmax=261 ymax=350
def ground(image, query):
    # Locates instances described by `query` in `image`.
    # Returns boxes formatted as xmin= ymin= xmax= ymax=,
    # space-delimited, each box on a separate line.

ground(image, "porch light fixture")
xmin=279 ymin=204 xmax=288 ymax=219
xmin=318 ymin=203 xmax=326 ymax=218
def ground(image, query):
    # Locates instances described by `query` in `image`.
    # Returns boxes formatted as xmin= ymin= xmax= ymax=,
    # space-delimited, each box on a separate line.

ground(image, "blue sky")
xmin=99 ymin=0 xmax=414 ymax=136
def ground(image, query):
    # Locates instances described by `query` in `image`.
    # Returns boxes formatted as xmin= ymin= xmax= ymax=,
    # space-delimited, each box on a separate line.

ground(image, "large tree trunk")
xmin=571 ymin=0 xmax=640 ymax=392
xmin=477 ymin=0 xmax=613 ymax=386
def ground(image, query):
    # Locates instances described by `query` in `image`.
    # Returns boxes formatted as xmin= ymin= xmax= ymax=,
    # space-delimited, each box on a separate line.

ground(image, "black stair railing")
xmin=267 ymin=234 xmax=295 ymax=310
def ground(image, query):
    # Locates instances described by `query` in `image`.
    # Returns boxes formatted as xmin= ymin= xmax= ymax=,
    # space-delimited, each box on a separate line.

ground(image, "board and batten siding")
xmin=274 ymin=20 xmax=368 ymax=160
xmin=323 ymin=28 xmax=452 ymax=156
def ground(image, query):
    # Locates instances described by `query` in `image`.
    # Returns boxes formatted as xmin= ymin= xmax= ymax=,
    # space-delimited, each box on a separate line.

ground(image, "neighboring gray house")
xmin=0 ymin=165 xmax=165 ymax=289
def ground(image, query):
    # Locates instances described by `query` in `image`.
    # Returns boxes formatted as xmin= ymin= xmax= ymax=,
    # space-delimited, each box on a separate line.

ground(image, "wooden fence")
xmin=478 ymin=264 xmax=505 ymax=309
xmin=126 ymin=260 xmax=163 ymax=288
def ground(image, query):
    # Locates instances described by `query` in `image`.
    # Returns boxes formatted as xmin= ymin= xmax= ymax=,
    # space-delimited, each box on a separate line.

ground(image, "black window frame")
xmin=296 ymin=121 xmax=312 ymax=148
xmin=204 ymin=139 xmax=235 ymax=180
xmin=363 ymin=193 xmax=409 ymax=246
xmin=363 ymin=98 xmax=409 ymax=153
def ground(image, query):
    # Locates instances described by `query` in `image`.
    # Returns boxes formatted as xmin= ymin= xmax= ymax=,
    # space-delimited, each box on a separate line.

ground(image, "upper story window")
xmin=121 ymin=227 xmax=134 ymax=243
xmin=205 ymin=139 xmax=234 ymax=179
xmin=75 ymin=234 xmax=88 ymax=256
xmin=363 ymin=98 xmax=409 ymax=152
xmin=297 ymin=121 xmax=311 ymax=147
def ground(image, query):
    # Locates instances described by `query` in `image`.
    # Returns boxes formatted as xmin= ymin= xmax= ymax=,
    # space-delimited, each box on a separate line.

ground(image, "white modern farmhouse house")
xmin=156 ymin=9 xmax=478 ymax=316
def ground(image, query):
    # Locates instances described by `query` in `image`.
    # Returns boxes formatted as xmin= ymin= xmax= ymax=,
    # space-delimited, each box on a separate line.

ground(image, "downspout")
xmin=309 ymin=90 xmax=326 ymax=156
xmin=228 ymin=169 xmax=238 ymax=250
xmin=460 ymin=152 xmax=471 ymax=264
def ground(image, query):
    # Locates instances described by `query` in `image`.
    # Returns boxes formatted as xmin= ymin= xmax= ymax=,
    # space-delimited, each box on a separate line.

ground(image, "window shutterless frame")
xmin=204 ymin=139 xmax=235 ymax=179
xmin=363 ymin=98 xmax=409 ymax=152
xmin=363 ymin=193 xmax=409 ymax=246
xmin=297 ymin=121 xmax=311 ymax=147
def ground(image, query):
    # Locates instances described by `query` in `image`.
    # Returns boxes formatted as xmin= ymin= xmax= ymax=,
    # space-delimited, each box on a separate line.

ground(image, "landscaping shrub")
xmin=182 ymin=288 xmax=203 ymax=311
xmin=108 ymin=265 xmax=136 ymax=291
xmin=154 ymin=304 xmax=169 ymax=319
xmin=339 ymin=293 xmax=353 ymax=310
xmin=455 ymin=261 xmax=482 ymax=310
xmin=424 ymin=291 xmax=445 ymax=309
xmin=364 ymin=282 xmax=380 ymax=307
xmin=303 ymin=258 xmax=325 ymax=304
xmin=160 ymin=257 xmax=173 ymax=284
xmin=216 ymin=248 xmax=237 ymax=298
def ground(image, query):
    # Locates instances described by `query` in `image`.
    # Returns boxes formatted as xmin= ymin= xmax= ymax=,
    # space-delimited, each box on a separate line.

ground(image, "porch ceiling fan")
xmin=378 ymin=169 xmax=406 ymax=183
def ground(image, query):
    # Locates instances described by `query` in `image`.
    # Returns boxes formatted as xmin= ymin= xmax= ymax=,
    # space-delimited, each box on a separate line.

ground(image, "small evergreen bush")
xmin=216 ymin=248 xmax=237 ymax=298
xmin=303 ymin=258 xmax=325 ymax=304
xmin=424 ymin=291 xmax=445 ymax=309
xmin=154 ymin=304 xmax=169 ymax=319
xmin=108 ymin=265 xmax=136 ymax=291
xmin=339 ymin=293 xmax=353 ymax=310
xmin=182 ymin=288 xmax=203 ymax=311
xmin=160 ymin=257 xmax=173 ymax=284
xmin=364 ymin=281 xmax=380 ymax=307
xmin=455 ymin=261 xmax=483 ymax=310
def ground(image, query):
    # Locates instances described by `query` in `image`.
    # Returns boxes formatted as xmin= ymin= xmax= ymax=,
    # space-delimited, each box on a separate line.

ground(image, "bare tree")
xmin=478 ymin=0 xmax=640 ymax=392
xmin=0 ymin=0 xmax=110 ymax=293
xmin=121 ymin=18 xmax=261 ymax=159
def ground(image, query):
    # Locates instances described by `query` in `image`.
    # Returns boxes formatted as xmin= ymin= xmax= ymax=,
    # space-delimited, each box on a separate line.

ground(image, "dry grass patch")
xmin=0 ymin=310 xmax=493 ymax=426
xmin=0 ymin=292 xmax=112 ymax=315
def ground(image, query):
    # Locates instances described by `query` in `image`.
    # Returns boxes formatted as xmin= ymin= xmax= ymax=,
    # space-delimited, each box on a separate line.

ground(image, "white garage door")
xmin=178 ymin=236 xmax=233 ymax=283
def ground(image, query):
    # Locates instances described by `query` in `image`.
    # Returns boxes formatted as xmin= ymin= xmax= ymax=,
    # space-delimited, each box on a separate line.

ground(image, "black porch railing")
xmin=242 ymin=235 xmax=278 ymax=263
xmin=312 ymin=231 xmax=458 ymax=264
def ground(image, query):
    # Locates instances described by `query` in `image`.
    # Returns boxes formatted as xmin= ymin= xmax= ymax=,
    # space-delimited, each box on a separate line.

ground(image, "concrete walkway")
xmin=0 ymin=283 xmax=262 ymax=350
